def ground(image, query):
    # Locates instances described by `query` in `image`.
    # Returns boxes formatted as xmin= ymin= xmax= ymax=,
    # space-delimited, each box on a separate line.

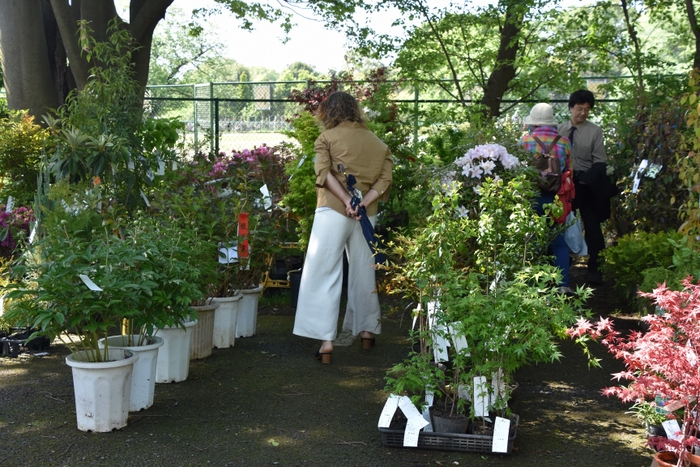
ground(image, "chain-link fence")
xmin=143 ymin=78 xmax=630 ymax=155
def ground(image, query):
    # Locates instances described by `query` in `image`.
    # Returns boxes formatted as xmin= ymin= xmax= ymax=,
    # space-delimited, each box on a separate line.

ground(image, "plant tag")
xmin=218 ymin=242 xmax=238 ymax=264
xmin=238 ymin=213 xmax=249 ymax=258
xmin=128 ymin=159 xmax=135 ymax=170
xmin=458 ymin=384 xmax=471 ymax=401
xmin=403 ymin=416 xmax=429 ymax=447
xmin=425 ymin=389 xmax=434 ymax=407
xmin=398 ymin=395 xmax=422 ymax=420
xmin=157 ymin=160 xmax=165 ymax=176
xmin=632 ymin=159 xmax=648 ymax=194
xmin=5 ymin=196 xmax=13 ymax=212
xmin=140 ymin=190 xmax=150 ymax=207
xmin=28 ymin=222 xmax=37 ymax=244
xmin=377 ymin=394 xmax=400 ymax=428
xmin=432 ymin=325 xmax=450 ymax=363
xmin=426 ymin=300 xmax=439 ymax=329
xmin=0 ymin=294 xmax=4 ymax=315
xmin=172 ymin=160 xmax=178 ymax=171
xmin=79 ymin=274 xmax=103 ymax=292
xmin=259 ymin=184 xmax=272 ymax=210
xmin=474 ymin=376 xmax=489 ymax=417
xmin=146 ymin=168 xmax=154 ymax=181
xmin=421 ymin=406 xmax=433 ymax=432
xmin=411 ymin=303 xmax=421 ymax=330
xmin=449 ymin=324 xmax=469 ymax=355
xmin=662 ymin=419 xmax=682 ymax=441
xmin=491 ymin=416 xmax=511 ymax=453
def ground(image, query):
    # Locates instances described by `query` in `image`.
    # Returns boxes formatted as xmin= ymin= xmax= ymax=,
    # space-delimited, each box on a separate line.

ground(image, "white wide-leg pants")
xmin=292 ymin=208 xmax=381 ymax=341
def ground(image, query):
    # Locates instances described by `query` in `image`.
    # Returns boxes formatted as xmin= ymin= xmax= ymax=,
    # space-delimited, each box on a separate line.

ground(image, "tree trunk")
xmin=686 ymin=0 xmax=700 ymax=71
xmin=480 ymin=3 xmax=523 ymax=119
xmin=0 ymin=0 xmax=172 ymax=119
xmin=0 ymin=0 xmax=61 ymax=119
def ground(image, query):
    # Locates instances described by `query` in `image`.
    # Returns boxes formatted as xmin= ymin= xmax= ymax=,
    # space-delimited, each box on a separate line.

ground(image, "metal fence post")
xmin=214 ymin=98 xmax=220 ymax=156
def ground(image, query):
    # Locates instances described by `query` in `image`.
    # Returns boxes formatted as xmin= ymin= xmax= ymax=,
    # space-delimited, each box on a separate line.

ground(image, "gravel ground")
xmin=0 ymin=262 xmax=655 ymax=467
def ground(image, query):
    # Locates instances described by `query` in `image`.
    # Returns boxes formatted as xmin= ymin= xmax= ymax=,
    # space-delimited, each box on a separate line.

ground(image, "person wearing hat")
xmin=519 ymin=103 xmax=573 ymax=294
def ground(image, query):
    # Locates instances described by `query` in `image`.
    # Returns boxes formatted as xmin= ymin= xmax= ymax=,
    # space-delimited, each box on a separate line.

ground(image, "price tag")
xmin=259 ymin=184 xmax=272 ymax=210
xmin=377 ymin=394 xmax=399 ymax=428
xmin=403 ymin=416 xmax=429 ymax=447
xmin=238 ymin=213 xmax=249 ymax=258
xmin=425 ymin=389 xmax=434 ymax=407
xmin=663 ymin=419 xmax=682 ymax=441
xmin=79 ymin=274 xmax=103 ymax=292
xmin=491 ymin=416 xmax=511 ymax=453
xmin=474 ymin=376 xmax=489 ymax=417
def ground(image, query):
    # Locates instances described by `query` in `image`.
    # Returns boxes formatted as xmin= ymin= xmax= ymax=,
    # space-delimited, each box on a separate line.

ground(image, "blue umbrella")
xmin=339 ymin=165 xmax=386 ymax=264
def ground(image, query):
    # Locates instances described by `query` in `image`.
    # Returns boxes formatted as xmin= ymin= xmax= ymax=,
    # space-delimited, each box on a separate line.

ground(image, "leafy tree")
xmin=148 ymin=7 xmax=225 ymax=85
xmin=0 ymin=0 xmax=358 ymax=119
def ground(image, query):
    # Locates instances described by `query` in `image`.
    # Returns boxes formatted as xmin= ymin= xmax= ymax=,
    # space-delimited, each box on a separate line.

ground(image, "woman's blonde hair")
xmin=317 ymin=91 xmax=365 ymax=129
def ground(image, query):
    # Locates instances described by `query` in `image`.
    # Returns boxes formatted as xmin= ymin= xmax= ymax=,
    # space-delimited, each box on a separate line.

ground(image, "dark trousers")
xmin=573 ymin=182 xmax=605 ymax=274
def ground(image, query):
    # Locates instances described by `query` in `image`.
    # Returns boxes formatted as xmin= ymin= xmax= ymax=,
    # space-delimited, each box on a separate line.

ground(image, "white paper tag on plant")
xmin=172 ymin=160 xmax=178 ymax=171
xmin=426 ymin=300 xmax=439 ymax=329
xmin=491 ymin=416 xmax=511 ymax=453
xmin=157 ymin=160 xmax=165 ymax=176
xmin=458 ymin=384 xmax=471 ymax=401
xmin=433 ymin=333 xmax=450 ymax=363
xmin=218 ymin=242 xmax=238 ymax=264
xmin=259 ymin=184 xmax=272 ymax=210
xmin=5 ymin=196 xmax=13 ymax=212
xmin=128 ymin=159 xmax=135 ymax=170
xmin=28 ymin=223 xmax=37 ymax=244
xmin=403 ymin=416 xmax=428 ymax=447
xmin=140 ymin=190 xmax=150 ymax=207
xmin=411 ymin=303 xmax=421 ymax=330
xmin=398 ymin=395 xmax=422 ymax=420
xmin=421 ymin=406 xmax=432 ymax=432
xmin=79 ymin=274 xmax=103 ymax=292
xmin=449 ymin=324 xmax=469 ymax=355
xmin=663 ymin=419 xmax=683 ymax=441
xmin=425 ymin=389 xmax=434 ymax=407
xmin=474 ymin=376 xmax=489 ymax=417
xmin=377 ymin=394 xmax=400 ymax=428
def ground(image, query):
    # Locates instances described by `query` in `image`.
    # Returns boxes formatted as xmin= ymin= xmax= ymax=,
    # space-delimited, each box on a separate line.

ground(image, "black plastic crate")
xmin=379 ymin=414 xmax=518 ymax=454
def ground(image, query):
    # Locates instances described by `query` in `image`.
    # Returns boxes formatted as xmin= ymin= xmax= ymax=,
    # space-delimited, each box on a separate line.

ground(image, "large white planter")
xmin=237 ymin=285 xmax=263 ymax=338
xmin=211 ymin=295 xmax=241 ymax=348
xmin=154 ymin=320 xmax=197 ymax=383
xmin=98 ymin=335 xmax=164 ymax=412
xmin=65 ymin=349 xmax=138 ymax=433
xmin=189 ymin=304 xmax=217 ymax=359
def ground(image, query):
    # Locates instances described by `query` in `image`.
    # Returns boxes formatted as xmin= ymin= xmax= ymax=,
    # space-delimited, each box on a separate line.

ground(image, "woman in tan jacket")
xmin=292 ymin=91 xmax=393 ymax=363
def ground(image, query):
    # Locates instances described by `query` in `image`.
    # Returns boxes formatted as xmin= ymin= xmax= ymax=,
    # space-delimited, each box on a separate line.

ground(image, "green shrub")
xmin=601 ymin=230 xmax=682 ymax=303
xmin=0 ymin=111 xmax=47 ymax=206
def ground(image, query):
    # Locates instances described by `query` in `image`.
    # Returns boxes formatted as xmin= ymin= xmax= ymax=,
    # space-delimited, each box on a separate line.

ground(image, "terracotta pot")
xmin=655 ymin=451 xmax=700 ymax=467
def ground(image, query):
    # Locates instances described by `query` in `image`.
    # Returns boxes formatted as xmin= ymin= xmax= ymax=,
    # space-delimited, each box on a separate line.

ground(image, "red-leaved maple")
xmin=568 ymin=278 xmax=700 ymax=466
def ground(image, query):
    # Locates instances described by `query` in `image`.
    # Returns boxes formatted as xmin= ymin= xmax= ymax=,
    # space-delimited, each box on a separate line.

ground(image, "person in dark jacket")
xmin=557 ymin=89 xmax=616 ymax=285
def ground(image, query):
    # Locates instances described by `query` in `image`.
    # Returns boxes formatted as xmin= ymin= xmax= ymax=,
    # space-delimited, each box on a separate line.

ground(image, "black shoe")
xmin=587 ymin=272 xmax=603 ymax=285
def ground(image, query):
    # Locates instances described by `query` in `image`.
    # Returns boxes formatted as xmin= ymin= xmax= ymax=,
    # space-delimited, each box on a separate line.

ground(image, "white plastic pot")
xmin=154 ymin=320 xmax=196 ymax=383
xmin=211 ymin=295 xmax=241 ymax=348
xmin=98 ymin=335 xmax=163 ymax=411
xmin=189 ymin=304 xmax=217 ymax=359
xmin=237 ymin=285 xmax=263 ymax=338
xmin=65 ymin=349 xmax=138 ymax=432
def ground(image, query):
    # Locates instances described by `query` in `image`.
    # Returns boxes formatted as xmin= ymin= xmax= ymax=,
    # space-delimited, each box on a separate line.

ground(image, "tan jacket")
xmin=314 ymin=121 xmax=393 ymax=217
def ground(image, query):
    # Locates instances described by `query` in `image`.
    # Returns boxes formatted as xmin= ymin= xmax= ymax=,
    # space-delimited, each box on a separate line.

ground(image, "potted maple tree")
xmin=568 ymin=278 xmax=700 ymax=467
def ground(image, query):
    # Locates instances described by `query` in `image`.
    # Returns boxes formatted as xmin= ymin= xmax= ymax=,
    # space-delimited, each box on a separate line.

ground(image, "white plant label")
xmin=425 ymin=389 xmax=434 ymax=407
xmin=5 ymin=196 xmax=13 ymax=212
xmin=377 ymin=394 xmax=400 ymax=428
xmin=28 ymin=223 xmax=37 ymax=244
xmin=79 ymin=274 xmax=103 ymax=292
xmin=421 ymin=406 xmax=433 ymax=432
xmin=449 ymin=324 xmax=469 ymax=355
xmin=432 ymin=326 xmax=450 ymax=363
xmin=398 ymin=395 xmax=422 ymax=420
xmin=663 ymin=419 xmax=683 ymax=441
xmin=491 ymin=416 xmax=511 ymax=453
xmin=140 ymin=190 xmax=150 ymax=207
xmin=218 ymin=242 xmax=238 ymax=264
xmin=411 ymin=303 xmax=421 ymax=330
xmin=259 ymin=184 xmax=272 ymax=210
xmin=403 ymin=416 xmax=429 ymax=447
xmin=157 ymin=160 xmax=166 ymax=176
xmin=172 ymin=161 xmax=178 ymax=171
xmin=474 ymin=376 xmax=490 ymax=418
xmin=128 ymin=159 xmax=135 ymax=170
